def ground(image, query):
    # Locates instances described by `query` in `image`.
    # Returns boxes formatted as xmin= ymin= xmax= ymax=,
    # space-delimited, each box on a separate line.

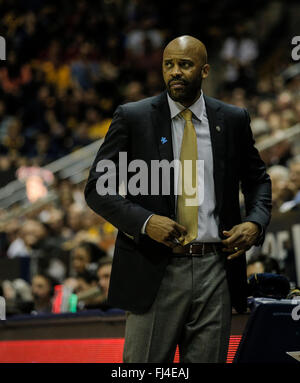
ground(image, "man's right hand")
xmin=145 ymin=214 xmax=187 ymax=248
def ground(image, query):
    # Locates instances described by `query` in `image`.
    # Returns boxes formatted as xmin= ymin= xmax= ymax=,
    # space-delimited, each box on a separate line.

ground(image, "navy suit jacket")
xmin=85 ymin=91 xmax=272 ymax=313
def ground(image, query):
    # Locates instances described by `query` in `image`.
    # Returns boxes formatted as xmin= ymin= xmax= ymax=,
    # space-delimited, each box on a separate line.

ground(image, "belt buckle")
xmin=201 ymin=243 xmax=205 ymax=256
xmin=189 ymin=243 xmax=205 ymax=256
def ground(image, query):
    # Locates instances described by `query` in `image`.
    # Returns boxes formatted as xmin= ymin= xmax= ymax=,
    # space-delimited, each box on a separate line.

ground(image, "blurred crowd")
xmin=0 ymin=0 xmax=300 ymax=315
xmin=0 ymin=177 xmax=117 ymax=315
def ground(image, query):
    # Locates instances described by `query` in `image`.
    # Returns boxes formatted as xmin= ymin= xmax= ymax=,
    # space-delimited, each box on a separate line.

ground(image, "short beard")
xmin=167 ymin=78 xmax=202 ymax=105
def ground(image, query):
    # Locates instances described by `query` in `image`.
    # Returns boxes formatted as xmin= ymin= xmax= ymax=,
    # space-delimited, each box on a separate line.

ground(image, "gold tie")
xmin=176 ymin=109 xmax=198 ymax=245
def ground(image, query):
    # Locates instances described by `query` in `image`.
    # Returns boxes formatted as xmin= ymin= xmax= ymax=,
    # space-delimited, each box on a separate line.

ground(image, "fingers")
xmin=174 ymin=222 xmax=187 ymax=236
xmin=222 ymin=225 xmax=247 ymax=259
xmin=222 ymin=238 xmax=245 ymax=252
xmin=222 ymin=230 xmax=242 ymax=248
xmin=170 ymin=227 xmax=181 ymax=238
xmin=166 ymin=222 xmax=187 ymax=246
xmin=223 ymin=228 xmax=234 ymax=236
xmin=163 ymin=227 xmax=183 ymax=248
xmin=227 ymin=249 xmax=244 ymax=260
xmin=165 ymin=232 xmax=184 ymax=247
xmin=163 ymin=239 xmax=178 ymax=248
xmin=222 ymin=226 xmax=257 ymax=251
xmin=176 ymin=236 xmax=185 ymax=245
xmin=225 ymin=244 xmax=251 ymax=260
xmin=146 ymin=215 xmax=187 ymax=245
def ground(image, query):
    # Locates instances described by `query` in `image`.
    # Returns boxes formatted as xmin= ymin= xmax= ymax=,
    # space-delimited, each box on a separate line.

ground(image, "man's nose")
xmin=170 ymin=64 xmax=183 ymax=77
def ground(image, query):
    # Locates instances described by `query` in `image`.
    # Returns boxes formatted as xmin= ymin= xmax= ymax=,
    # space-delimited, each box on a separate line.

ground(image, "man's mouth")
xmin=169 ymin=81 xmax=186 ymax=89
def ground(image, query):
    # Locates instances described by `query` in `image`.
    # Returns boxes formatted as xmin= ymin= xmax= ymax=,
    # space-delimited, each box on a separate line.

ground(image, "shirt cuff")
xmin=141 ymin=214 xmax=154 ymax=234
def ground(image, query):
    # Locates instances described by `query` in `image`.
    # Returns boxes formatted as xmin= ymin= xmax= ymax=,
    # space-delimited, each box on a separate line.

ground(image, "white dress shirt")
xmin=142 ymin=91 xmax=221 ymax=242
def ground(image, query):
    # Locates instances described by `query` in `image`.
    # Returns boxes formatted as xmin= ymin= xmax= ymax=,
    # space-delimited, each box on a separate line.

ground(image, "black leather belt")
xmin=172 ymin=242 xmax=223 ymax=256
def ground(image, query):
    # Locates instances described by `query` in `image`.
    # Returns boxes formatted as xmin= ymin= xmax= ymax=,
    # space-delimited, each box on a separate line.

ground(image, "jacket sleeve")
xmin=239 ymin=108 xmax=272 ymax=246
xmin=84 ymin=105 xmax=153 ymax=244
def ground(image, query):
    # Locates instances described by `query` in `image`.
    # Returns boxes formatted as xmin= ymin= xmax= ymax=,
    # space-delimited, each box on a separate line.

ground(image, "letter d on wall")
xmin=0 ymin=296 xmax=5 ymax=320
xmin=0 ymin=36 xmax=6 ymax=60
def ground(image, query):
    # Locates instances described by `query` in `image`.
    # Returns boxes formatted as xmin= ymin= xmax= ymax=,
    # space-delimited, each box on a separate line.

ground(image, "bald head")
xmin=163 ymin=36 xmax=207 ymax=66
xmin=162 ymin=35 xmax=209 ymax=107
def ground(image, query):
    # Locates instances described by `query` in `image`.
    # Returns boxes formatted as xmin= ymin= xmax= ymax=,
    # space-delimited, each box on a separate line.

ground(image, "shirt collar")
xmin=167 ymin=90 xmax=205 ymax=121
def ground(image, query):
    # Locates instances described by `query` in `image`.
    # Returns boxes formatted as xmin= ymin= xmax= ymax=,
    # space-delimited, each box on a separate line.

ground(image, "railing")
xmin=0 ymin=139 xmax=103 ymax=210
xmin=256 ymin=123 xmax=300 ymax=151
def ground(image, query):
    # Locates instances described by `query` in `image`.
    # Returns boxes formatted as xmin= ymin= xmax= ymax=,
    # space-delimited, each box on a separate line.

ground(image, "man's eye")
xmin=181 ymin=62 xmax=191 ymax=68
xmin=165 ymin=62 xmax=172 ymax=68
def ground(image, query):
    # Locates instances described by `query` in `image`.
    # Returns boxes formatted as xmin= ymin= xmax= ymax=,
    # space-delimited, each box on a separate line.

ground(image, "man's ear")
xmin=202 ymin=64 xmax=210 ymax=79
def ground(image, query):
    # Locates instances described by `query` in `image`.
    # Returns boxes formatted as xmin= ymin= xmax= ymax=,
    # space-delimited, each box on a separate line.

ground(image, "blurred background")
xmin=0 ymin=0 xmax=299 ymax=317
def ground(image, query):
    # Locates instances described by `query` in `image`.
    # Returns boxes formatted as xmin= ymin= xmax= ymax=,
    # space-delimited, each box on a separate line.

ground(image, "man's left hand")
xmin=221 ymin=222 xmax=260 ymax=260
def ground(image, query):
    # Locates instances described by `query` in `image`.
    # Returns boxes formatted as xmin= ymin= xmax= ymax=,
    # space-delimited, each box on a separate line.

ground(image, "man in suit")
xmin=85 ymin=35 xmax=272 ymax=363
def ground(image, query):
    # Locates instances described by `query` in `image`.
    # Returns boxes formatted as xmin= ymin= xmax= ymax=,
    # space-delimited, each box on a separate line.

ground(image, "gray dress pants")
xmin=123 ymin=249 xmax=231 ymax=363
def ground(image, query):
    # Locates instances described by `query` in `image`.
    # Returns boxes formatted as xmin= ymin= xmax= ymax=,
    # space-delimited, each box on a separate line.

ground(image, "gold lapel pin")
xmin=216 ymin=125 xmax=221 ymax=132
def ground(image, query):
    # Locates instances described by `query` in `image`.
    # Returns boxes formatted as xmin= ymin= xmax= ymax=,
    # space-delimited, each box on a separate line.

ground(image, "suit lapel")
xmin=204 ymin=95 xmax=226 ymax=214
xmin=151 ymin=91 xmax=175 ymax=215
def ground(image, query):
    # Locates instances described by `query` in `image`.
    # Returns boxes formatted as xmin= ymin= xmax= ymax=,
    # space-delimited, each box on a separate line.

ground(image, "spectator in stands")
xmin=75 ymin=270 xmax=105 ymax=310
xmin=267 ymin=165 xmax=294 ymax=211
xmin=45 ymin=208 xmax=69 ymax=240
xmin=67 ymin=257 xmax=114 ymax=312
xmin=70 ymin=241 xmax=106 ymax=276
xmin=0 ymin=100 xmax=13 ymax=140
xmin=220 ymin=23 xmax=258 ymax=92
xmin=0 ymin=154 xmax=16 ymax=188
xmin=29 ymin=273 xmax=56 ymax=314
xmin=280 ymin=156 xmax=300 ymax=212
xmin=250 ymin=117 xmax=269 ymax=141
xmin=57 ymin=180 xmax=75 ymax=210
xmin=122 ymin=81 xmax=146 ymax=103
xmin=7 ymin=219 xmax=47 ymax=258
xmin=276 ymin=91 xmax=293 ymax=112
xmin=74 ymin=256 xmax=116 ymax=311
xmin=97 ymin=256 xmax=113 ymax=301
xmin=289 ymin=156 xmax=300 ymax=193
xmin=66 ymin=203 xmax=85 ymax=235
xmin=1 ymin=118 xmax=24 ymax=157
xmin=124 ymin=19 xmax=163 ymax=58
xmin=247 ymin=254 xmax=280 ymax=278
xmin=257 ymin=100 xmax=274 ymax=120
xmin=1 ymin=219 xmax=20 ymax=255
xmin=75 ymin=270 xmax=98 ymax=294
xmin=1 ymin=278 xmax=32 ymax=316
xmin=71 ymin=42 xmax=100 ymax=91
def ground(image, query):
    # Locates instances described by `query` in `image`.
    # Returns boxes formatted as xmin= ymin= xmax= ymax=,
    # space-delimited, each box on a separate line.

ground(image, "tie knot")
xmin=180 ymin=109 xmax=192 ymax=122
